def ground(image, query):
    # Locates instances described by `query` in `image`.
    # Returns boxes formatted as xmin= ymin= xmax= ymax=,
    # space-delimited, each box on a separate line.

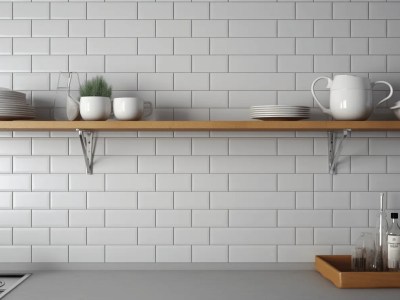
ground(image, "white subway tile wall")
xmin=0 ymin=1 xmax=399 ymax=265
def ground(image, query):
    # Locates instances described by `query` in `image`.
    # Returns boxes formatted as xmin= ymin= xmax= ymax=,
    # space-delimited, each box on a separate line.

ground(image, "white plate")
xmin=251 ymin=113 xmax=310 ymax=117
xmin=0 ymin=108 xmax=35 ymax=112
xmin=0 ymin=116 xmax=35 ymax=120
xmin=251 ymin=105 xmax=310 ymax=109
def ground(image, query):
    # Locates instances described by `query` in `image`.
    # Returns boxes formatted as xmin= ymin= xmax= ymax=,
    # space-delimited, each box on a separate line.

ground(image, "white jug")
xmin=311 ymin=75 xmax=393 ymax=120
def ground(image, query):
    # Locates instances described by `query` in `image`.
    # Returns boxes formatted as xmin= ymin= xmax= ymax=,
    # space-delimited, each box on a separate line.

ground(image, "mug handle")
xmin=143 ymin=101 xmax=153 ymax=118
xmin=374 ymin=81 xmax=393 ymax=106
xmin=311 ymin=76 xmax=333 ymax=116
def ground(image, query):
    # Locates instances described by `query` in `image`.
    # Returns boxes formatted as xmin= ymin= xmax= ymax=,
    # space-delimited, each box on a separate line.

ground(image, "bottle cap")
xmin=391 ymin=212 xmax=398 ymax=219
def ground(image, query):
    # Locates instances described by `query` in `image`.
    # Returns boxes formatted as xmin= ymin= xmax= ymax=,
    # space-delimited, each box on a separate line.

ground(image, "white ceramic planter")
xmin=80 ymin=96 xmax=111 ymax=121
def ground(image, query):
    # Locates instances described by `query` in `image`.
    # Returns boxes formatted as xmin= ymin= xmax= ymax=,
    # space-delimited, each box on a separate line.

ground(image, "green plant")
xmin=80 ymin=76 xmax=112 ymax=98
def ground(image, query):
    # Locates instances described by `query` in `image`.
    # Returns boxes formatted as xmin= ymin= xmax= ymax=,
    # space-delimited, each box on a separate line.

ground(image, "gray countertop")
xmin=5 ymin=270 xmax=400 ymax=300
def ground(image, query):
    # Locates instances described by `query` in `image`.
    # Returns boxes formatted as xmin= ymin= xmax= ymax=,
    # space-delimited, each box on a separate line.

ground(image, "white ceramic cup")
xmin=80 ymin=96 xmax=111 ymax=121
xmin=113 ymin=97 xmax=153 ymax=121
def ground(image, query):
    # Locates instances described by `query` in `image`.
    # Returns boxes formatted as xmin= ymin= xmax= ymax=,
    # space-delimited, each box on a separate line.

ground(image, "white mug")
xmin=113 ymin=97 xmax=153 ymax=121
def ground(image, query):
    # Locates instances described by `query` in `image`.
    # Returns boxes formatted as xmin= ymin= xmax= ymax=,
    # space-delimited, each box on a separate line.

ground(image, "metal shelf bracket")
xmin=328 ymin=129 xmax=351 ymax=175
xmin=77 ymin=129 xmax=95 ymax=175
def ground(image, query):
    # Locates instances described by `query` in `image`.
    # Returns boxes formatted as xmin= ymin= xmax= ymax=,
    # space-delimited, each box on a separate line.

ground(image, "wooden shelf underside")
xmin=0 ymin=120 xmax=399 ymax=131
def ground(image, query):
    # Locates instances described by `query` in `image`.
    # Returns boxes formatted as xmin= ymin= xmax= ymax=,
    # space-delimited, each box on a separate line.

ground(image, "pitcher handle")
xmin=311 ymin=76 xmax=333 ymax=116
xmin=374 ymin=81 xmax=393 ymax=106
xmin=143 ymin=101 xmax=153 ymax=118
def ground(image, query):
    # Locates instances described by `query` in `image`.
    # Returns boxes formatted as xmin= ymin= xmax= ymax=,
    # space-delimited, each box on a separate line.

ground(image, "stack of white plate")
xmin=0 ymin=88 xmax=35 ymax=120
xmin=250 ymin=105 xmax=310 ymax=121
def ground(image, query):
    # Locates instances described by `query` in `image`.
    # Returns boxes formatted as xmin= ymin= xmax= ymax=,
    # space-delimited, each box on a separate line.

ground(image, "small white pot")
xmin=80 ymin=96 xmax=111 ymax=121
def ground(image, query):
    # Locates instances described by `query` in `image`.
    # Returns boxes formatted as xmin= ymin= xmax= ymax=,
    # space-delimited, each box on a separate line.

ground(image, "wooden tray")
xmin=315 ymin=255 xmax=400 ymax=288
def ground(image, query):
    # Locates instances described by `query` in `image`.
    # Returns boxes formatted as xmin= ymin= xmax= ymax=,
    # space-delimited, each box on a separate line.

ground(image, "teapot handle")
xmin=311 ymin=76 xmax=333 ymax=116
xmin=374 ymin=81 xmax=393 ymax=106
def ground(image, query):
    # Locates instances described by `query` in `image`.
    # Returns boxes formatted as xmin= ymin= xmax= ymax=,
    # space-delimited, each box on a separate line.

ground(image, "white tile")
xmin=13 ymin=192 xmax=49 ymax=210
xmin=333 ymin=210 xmax=368 ymax=227
xmin=0 ymin=192 xmax=12 ymax=209
xmin=156 ymin=138 xmax=191 ymax=155
xmin=174 ymin=156 xmax=209 ymax=174
xmin=138 ymin=156 xmax=173 ymax=173
xmin=0 ymin=174 xmax=31 ymax=191
xmin=278 ymin=246 xmax=331 ymax=262
xmin=192 ymin=210 xmax=227 ymax=228
xmin=229 ymin=174 xmax=276 ymax=192
xmin=351 ymin=55 xmax=386 ymax=72
xmin=333 ymin=3 xmax=368 ymax=19
xmin=315 ymin=20 xmax=350 ymax=38
xmin=51 ymin=3 xmax=86 ymax=19
xmin=278 ymin=174 xmax=313 ymax=192
xmin=69 ymin=56 xmax=104 ymax=72
xmin=314 ymin=192 xmax=350 ymax=210
xmin=278 ymin=138 xmax=313 ymax=155
xmin=192 ymin=138 xmax=228 ymax=155
xmin=278 ymin=210 xmax=332 ymax=227
xmin=370 ymin=174 xmax=400 ymax=192
xmin=0 ymin=210 xmax=31 ymax=227
xmin=388 ymin=21 xmax=400 ymax=37
xmin=89 ymin=39 xmax=137 ymax=55
xmin=296 ymin=192 xmax=314 ymax=209
xmin=211 ymin=38 xmax=294 ymax=55
xmin=296 ymin=38 xmax=332 ymax=55
xmin=229 ymin=246 xmax=276 ymax=263
xmin=351 ymin=20 xmax=386 ymax=38
xmin=156 ymin=20 xmax=191 ymax=37
xmin=229 ymin=210 xmax=276 ymax=228
xmin=193 ymin=246 xmax=228 ymax=263
xmin=87 ymin=2 xmax=137 ymax=20
xmin=106 ymin=210 xmax=155 ymax=227
xmin=174 ymin=38 xmax=209 ymax=55
xmin=370 ymin=138 xmax=400 ymax=155
xmin=88 ymin=228 xmax=136 ymax=245
xmin=106 ymin=20 xmax=154 ymax=38
xmin=174 ymin=228 xmax=209 ymax=245
xmin=14 ymin=73 xmax=49 ymax=91
xmin=174 ymin=73 xmax=209 ymax=90
xmin=32 ymin=138 xmax=68 ymax=155
xmin=174 ymin=2 xmax=208 ymax=20
xmin=32 ymin=20 xmax=68 ymax=37
xmin=211 ymin=156 xmax=294 ymax=174
xmin=0 ymin=157 xmax=11 ymax=173
xmin=32 ymin=210 xmax=67 ymax=228
xmin=0 ymin=20 xmax=31 ymax=37
xmin=296 ymin=3 xmax=332 ymax=19
xmin=105 ymin=138 xmax=155 ymax=155
xmin=333 ymin=174 xmax=368 ymax=192
xmin=87 ymin=73 xmax=137 ymax=91
xmin=156 ymin=246 xmax=191 ymax=263
xmin=156 ymin=56 xmax=191 ymax=73
xmin=156 ymin=174 xmax=191 ymax=192
xmin=156 ymin=210 xmax=191 ymax=227
xmin=138 ymin=2 xmax=172 ymax=20
xmin=193 ymin=91 xmax=228 ymax=108
xmin=193 ymin=20 xmax=227 ymax=38
xmin=0 ymin=3 xmax=11 ymax=19
xmin=193 ymin=174 xmax=227 ymax=192
xmin=106 ymin=56 xmax=154 ymax=72
xmin=32 ymin=246 xmax=67 ymax=262
xmin=0 ymin=229 xmax=12 ymax=245
xmin=174 ymin=192 xmax=209 ymax=210
xmin=351 ymin=156 xmax=386 ymax=173
xmin=278 ymin=55 xmax=313 ymax=72
xmin=87 ymin=192 xmax=137 ymax=209
xmin=69 ymin=246 xmax=104 ymax=263
xmin=278 ymin=20 xmax=313 ymax=37
xmin=51 ymin=228 xmax=86 ymax=245
xmin=32 ymin=174 xmax=68 ymax=191
xmin=211 ymin=2 xmax=294 ymax=19
xmin=229 ymin=55 xmax=276 ymax=73
xmin=211 ymin=228 xmax=294 ymax=245
xmin=14 ymin=228 xmax=49 ymax=245
xmin=138 ymin=228 xmax=172 ymax=245
xmin=211 ymin=73 xmax=294 ymax=90
xmin=156 ymin=91 xmax=191 ymax=108
xmin=296 ymin=228 xmax=313 ymax=245
xmin=138 ymin=73 xmax=173 ymax=90
xmin=138 ymin=38 xmax=172 ymax=54
xmin=369 ymin=3 xmax=400 ymax=19
xmin=51 ymin=192 xmax=86 ymax=210
xmin=138 ymin=192 xmax=172 ymax=209
xmin=69 ymin=210 xmax=104 ymax=228
xmin=192 ymin=56 xmax=228 ymax=73
xmin=314 ymin=55 xmax=350 ymax=72
xmin=0 ymin=246 xmax=31 ymax=262
xmin=0 ymin=56 xmax=30 ymax=72
xmin=296 ymin=156 xmax=328 ymax=174
xmin=50 ymin=156 xmax=85 ymax=173
xmin=94 ymin=156 xmax=137 ymax=174
xmin=69 ymin=20 xmax=104 ymax=37
xmin=314 ymin=228 xmax=350 ymax=245
xmin=106 ymin=174 xmax=155 ymax=191
xmin=106 ymin=246 xmax=155 ymax=262
xmin=351 ymin=192 xmax=381 ymax=209
xmin=229 ymin=20 xmax=276 ymax=38
xmin=14 ymin=38 xmax=49 ymax=55
xmin=211 ymin=192 xmax=295 ymax=210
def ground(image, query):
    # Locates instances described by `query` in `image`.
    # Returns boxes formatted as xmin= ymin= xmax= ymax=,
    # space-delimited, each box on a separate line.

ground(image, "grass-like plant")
xmin=80 ymin=76 xmax=112 ymax=98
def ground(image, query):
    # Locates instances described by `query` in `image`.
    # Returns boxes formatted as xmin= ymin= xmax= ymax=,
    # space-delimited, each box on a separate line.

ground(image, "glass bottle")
xmin=372 ymin=193 xmax=388 ymax=272
xmin=387 ymin=213 xmax=400 ymax=272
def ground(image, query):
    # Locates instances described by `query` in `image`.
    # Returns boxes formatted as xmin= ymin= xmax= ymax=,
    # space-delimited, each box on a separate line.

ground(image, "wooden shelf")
xmin=0 ymin=120 xmax=399 ymax=131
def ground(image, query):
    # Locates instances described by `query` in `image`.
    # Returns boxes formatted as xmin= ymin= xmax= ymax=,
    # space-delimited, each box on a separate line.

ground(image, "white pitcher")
xmin=311 ymin=75 xmax=393 ymax=120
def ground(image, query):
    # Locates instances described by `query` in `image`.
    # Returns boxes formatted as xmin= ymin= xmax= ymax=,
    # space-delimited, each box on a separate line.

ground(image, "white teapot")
xmin=311 ymin=75 xmax=393 ymax=120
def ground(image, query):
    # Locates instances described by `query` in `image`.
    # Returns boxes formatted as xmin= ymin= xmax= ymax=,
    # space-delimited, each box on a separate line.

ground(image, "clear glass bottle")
xmin=372 ymin=193 xmax=388 ymax=272
xmin=387 ymin=213 xmax=400 ymax=272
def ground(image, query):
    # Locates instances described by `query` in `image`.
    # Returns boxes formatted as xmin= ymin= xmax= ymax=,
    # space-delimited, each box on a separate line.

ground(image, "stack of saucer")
xmin=250 ymin=105 xmax=310 ymax=121
xmin=0 ymin=88 xmax=35 ymax=120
